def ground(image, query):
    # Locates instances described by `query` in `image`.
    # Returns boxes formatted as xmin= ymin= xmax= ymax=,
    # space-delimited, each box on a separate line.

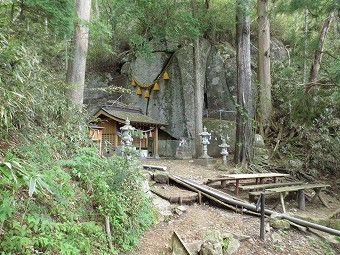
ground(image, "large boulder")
xmin=123 ymin=39 xmax=212 ymax=140
xmin=205 ymin=42 xmax=237 ymax=120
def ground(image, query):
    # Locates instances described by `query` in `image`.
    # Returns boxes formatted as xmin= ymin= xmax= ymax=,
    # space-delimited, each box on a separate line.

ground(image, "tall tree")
xmin=66 ymin=0 xmax=92 ymax=106
xmin=234 ymin=0 xmax=255 ymax=165
xmin=257 ymin=0 xmax=272 ymax=127
xmin=307 ymin=9 xmax=335 ymax=92
xmin=192 ymin=0 xmax=204 ymax=158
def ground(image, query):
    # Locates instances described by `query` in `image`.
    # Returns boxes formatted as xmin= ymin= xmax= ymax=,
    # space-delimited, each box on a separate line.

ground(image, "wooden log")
xmin=298 ymin=190 xmax=305 ymax=210
xmin=152 ymin=188 xmax=198 ymax=204
xmin=169 ymin=175 xmax=260 ymax=216
xmin=143 ymin=164 xmax=167 ymax=171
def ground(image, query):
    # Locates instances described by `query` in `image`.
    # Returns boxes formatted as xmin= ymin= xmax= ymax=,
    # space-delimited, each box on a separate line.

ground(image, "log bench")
xmin=239 ymin=181 xmax=303 ymax=191
xmin=207 ymin=173 xmax=290 ymax=195
xmin=249 ymin=184 xmax=330 ymax=213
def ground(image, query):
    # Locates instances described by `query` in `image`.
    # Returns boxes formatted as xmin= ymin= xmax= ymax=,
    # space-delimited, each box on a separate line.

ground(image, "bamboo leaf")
xmin=0 ymin=163 xmax=12 ymax=178
xmin=3 ymin=162 xmax=12 ymax=169
xmin=37 ymin=178 xmax=54 ymax=195
xmin=29 ymin=177 xmax=37 ymax=197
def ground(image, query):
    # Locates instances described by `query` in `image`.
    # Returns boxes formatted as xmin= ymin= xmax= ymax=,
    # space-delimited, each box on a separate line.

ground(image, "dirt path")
xmin=129 ymin=159 xmax=339 ymax=255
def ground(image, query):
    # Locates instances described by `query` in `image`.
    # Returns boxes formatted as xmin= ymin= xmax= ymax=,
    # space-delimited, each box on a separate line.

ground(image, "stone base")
xmin=193 ymin=158 xmax=217 ymax=168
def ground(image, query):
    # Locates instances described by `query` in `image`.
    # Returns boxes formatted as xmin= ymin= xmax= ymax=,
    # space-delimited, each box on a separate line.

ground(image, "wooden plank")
xmin=249 ymin=190 xmax=276 ymax=197
xmin=266 ymin=184 xmax=330 ymax=193
xmin=239 ymin=181 xmax=303 ymax=191
xmin=207 ymin=173 xmax=289 ymax=183
xmin=143 ymin=164 xmax=167 ymax=171
xmin=206 ymin=178 xmax=234 ymax=184
xmin=222 ymin=173 xmax=290 ymax=179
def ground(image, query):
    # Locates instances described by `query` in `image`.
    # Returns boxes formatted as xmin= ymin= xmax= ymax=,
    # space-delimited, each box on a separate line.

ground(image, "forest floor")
xmin=128 ymin=158 xmax=340 ymax=255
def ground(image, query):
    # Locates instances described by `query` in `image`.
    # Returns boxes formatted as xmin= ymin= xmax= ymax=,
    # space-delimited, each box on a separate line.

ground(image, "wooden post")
xmin=260 ymin=192 xmax=265 ymax=240
xmin=154 ymin=126 xmax=159 ymax=158
xmin=298 ymin=190 xmax=306 ymax=210
xmin=235 ymin=179 xmax=240 ymax=195
xmin=198 ymin=192 xmax=202 ymax=204
xmin=221 ymin=180 xmax=227 ymax=188
xmin=114 ymin=122 xmax=118 ymax=147
xmin=280 ymin=192 xmax=287 ymax=213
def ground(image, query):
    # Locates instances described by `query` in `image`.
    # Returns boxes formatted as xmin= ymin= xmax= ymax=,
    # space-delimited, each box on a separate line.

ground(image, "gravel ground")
xmin=128 ymin=158 xmax=340 ymax=255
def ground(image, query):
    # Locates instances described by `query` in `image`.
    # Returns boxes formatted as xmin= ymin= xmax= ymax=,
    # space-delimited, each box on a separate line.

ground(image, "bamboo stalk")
xmin=105 ymin=216 xmax=113 ymax=251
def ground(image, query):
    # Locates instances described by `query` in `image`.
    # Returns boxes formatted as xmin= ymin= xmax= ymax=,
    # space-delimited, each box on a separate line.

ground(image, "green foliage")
xmin=0 ymin=28 xmax=73 ymax=133
xmin=60 ymin=148 xmax=155 ymax=250
xmin=7 ymin=0 xmax=75 ymax=37
xmin=268 ymin=0 xmax=340 ymax=174
xmin=0 ymin=132 xmax=154 ymax=254
xmin=88 ymin=0 xmax=239 ymax=62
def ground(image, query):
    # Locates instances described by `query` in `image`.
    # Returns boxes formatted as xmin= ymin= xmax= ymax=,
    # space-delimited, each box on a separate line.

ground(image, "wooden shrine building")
xmin=91 ymin=104 xmax=166 ymax=158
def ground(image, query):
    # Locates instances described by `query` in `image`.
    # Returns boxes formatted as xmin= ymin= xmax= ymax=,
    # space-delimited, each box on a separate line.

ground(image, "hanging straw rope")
xmin=129 ymin=47 xmax=183 ymax=90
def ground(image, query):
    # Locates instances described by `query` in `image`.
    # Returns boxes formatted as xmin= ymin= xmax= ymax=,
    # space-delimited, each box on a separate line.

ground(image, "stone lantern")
xmin=219 ymin=136 xmax=230 ymax=164
xmin=120 ymin=118 xmax=135 ymax=147
xmin=199 ymin=126 xmax=212 ymax=158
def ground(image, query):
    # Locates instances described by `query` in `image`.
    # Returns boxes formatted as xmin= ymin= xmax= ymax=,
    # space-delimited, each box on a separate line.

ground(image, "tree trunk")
xmin=192 ymin=0 xmax=203 ymax=158
xmin=65 ymin=0 xmax=92 ymax=106
xmin=257 ymin=0 xmax=272 ymax=126
xmin=307 ymin=9 xmax=334 ymax=93
xmin=234 ymin=0 xmax=255 ymax=165
xmin=193 ymin=37 xmax=203 ymax=158
xmin=303 ymin=7 xmax=309 ymax=84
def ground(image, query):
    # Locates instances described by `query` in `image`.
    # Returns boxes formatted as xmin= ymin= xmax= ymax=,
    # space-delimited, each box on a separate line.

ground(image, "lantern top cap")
xmin=199 ymin=126 xmax=211 ymax=136
xmin=120 ymin=117 xmax=135 ymax=131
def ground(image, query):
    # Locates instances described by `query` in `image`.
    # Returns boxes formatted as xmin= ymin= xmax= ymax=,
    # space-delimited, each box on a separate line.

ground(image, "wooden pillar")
xmin=221 ymin=180 xmax=227 ymax=188
xmin=113 ymin=121 xmax=118 ymax=147
xmin=154 ymin=126 xmax=159 ymax=158
xmin=235 ymin=179 xmax=240 ymax=195
xmin=298 ymin=190 xmax=306 ymax=210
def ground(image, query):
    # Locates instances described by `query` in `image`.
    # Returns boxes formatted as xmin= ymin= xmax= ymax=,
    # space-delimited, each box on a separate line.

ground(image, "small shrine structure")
xmin=91 ymin=103 xmax=166 ymax=158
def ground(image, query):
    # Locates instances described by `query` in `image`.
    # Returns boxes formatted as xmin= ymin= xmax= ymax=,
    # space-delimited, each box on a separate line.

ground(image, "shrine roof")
xmin=93 ymin=106 xmax=167 ymax=127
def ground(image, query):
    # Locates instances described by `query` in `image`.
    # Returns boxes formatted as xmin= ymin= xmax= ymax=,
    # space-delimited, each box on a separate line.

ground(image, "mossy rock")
xmin=270 ymin=219 xmax=291 ymax=230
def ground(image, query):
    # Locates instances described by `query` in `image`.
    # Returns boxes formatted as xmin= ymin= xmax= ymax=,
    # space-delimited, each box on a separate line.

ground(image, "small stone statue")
xmin=176 ymin=137 xmax=188 ymax=159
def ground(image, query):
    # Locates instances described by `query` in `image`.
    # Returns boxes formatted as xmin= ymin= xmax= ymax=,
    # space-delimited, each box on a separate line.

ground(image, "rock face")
xmin=205 ymin=43 xmax=237 ymax=120
xmin=123 ymin=39 xmax=212 ymax=140
xmin=84 ymin=38 xmax=287 ymax=156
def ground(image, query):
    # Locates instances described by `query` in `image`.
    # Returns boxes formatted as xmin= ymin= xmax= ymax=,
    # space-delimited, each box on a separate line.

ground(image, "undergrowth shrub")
xmin=60 ymin=147 xmax=155 ymax=251
xmin=272 ymin=53 xmax=340 ymax=175
xmin=0 ymin=128 xmax=155 ymax=254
